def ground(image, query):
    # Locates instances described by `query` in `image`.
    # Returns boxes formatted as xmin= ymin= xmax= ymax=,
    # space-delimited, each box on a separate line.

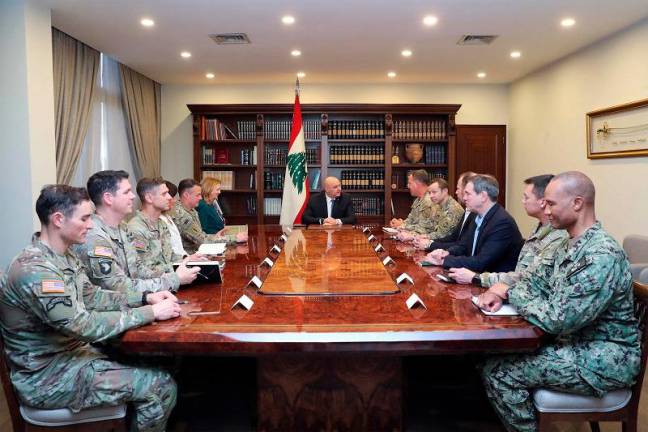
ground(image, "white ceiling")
xmin=45 ymin=0 xmax=648 ymax=85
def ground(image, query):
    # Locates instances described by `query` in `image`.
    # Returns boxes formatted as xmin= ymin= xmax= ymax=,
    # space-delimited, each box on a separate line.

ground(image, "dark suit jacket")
xmin=426 ymin=211 xmax=476 ymax=251
xmin=439 ymin=203 xmax=523 ymax=273
xmin=301 ymin=192 xmax=357 ymax=225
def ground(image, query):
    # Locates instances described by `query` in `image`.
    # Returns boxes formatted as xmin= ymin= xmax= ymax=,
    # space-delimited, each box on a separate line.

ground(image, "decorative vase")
xmin=405 ymin=143 xmax=424 ymax=163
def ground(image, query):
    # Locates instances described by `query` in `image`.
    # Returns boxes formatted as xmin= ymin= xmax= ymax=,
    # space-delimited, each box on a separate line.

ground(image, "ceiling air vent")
xmin=209 ymin=33 xmax=251 ymax=45
xmin=457 ymin=35 xmax=498 ymax=46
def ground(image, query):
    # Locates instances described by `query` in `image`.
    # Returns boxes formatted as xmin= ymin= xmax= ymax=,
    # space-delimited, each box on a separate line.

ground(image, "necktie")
xmin=328 ymin=198 xmax=334 ymax=218
xmin=471 ymin=222 xmax=481 ymax=256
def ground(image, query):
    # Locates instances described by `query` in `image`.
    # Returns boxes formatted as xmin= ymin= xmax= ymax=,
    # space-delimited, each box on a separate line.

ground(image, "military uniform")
xmin=402 ymin=193 xmax=435 ymax=234
xmin=482 ymin=222 xmax=640 ymax=432
xmin=479 ymin=223 xmax=568 ymax=287
xmin=426 ymin=196 xmax=465 ymax=240
xmin=170 ymin=201 xmax=235 ymax=254
xmin=128 ymin=211 xmax=183 ymax=276
xmin=0 ymin=235 xmax=176 ymax=432
xmin=74 ymin=214 xmax=179 ymax=294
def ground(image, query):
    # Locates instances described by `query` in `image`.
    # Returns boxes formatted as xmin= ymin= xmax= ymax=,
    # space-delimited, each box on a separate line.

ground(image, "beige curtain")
xmin=52 ymin=28 xmax=100 ymax=183
xmin=119 ymin=64 xmax=161 ymax=178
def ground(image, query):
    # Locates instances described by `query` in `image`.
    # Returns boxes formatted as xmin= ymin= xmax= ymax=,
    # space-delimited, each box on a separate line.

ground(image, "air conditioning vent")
xmin=209 ymin=33 xmax=251 ymax=45
xmin=457 ymin=35 xmax=498 ymax=46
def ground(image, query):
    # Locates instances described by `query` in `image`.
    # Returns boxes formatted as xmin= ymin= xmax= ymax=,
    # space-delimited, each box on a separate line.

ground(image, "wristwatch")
xmin=141 ymin=290 xmax=152 ymax=306
xmin=472 ymin=274 xmax=482 ymax=287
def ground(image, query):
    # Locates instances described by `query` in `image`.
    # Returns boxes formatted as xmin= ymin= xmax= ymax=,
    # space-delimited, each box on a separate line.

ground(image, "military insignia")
xmin=99 ymin=260 xmax=112 ymax=275
xmin=41 ymin=279 xmax=65 ymax=294
xmin=46 ymin=296 xmax=72 ymax=312
xmin=133 ymin=240 xmax=146 ymax=251
xmin=93 ymin=246 xmax=113 ymax=258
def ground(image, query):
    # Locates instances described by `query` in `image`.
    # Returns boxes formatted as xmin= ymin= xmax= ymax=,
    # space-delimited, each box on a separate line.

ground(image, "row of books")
xmin=200 ymin=118 xmax=232 ymax=141
xmin=245 ymin=196 xmax=257 ymax=215
xmin=263 ymin=171 xmax=285 ymax=190
xmin=202 ymin=148 xmax=229 ymax=165
xmin=264 ymin=147 xmax=319 ymax=165
xmin=341 ymin=170 xmax=385 ymax=190
xmin=330 ymin=146 xmax=384 ymax=165
xmin=351 ymin=196 xmax=384 ymax=216
xmin=263 ymin=120 xmax=320 ymax=141
xmin=424 ymin=144 xmax=446 ymax=165
xmin=202 ymin=170 xmax=234 ymax=189
xmin=328 ymin=120 xmax=385 ymax=140
xmin=264 ymin=198 xmax=282 ymax=216
xmin=240 ymin=148 xmax=257 ymax=165
xmin=393 ymin=120 xmax=447 ymax=140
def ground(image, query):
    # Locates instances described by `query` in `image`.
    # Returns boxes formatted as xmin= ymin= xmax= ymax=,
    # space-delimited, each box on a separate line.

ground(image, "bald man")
xmin=477 ymin=171 xmax=640 ymax=432
xmin=301 ymin=176 xmax=356 ymax=225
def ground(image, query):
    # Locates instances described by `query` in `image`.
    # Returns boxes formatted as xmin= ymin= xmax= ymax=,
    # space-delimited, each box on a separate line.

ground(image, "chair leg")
xmin=622 ymin=418 xmax=637 ymax=432
xmin=589 ymin=421 xmax=601 ymax=432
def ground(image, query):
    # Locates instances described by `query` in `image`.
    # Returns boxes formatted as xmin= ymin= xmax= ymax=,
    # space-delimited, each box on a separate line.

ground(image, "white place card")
xmin=396 ymin=273 xmax=414 ymax=284
xmin=261 ymin=257 xmax=274 ymax=267
xmin=406 ymin=293 xmax=427 ymax=310
xmin=363 ymin=227 xmax=370 ymax=233
xmin=382 ymin=256 xmax=395 ymax=266
xmin=271 ymin=245 xmax=281 ymax=253
xmin=367 ymin=234 xmax=376 ymax=242
xmin=247 ymin=276 xmax=263 ymax=288
xmin=374 ymin=243 xmax=384 ymax=252
xmin=231 ymin=294 xmax=254 ymax=311
xmin=280 ymin=234 xmax=288 ymax=242
xmin=283 ymin=226 xmax=293 ymax=234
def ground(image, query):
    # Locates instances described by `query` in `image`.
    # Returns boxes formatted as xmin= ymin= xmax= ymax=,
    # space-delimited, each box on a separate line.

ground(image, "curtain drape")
xmin=119 ymin=64 xmax=162 ymax=178
xmin=52 ymin=28 xmax=100 ymax=183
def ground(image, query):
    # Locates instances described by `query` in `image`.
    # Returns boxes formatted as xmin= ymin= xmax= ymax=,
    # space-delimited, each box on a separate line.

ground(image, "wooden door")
xmin=456 ymin=125 xmax=506 ymax=207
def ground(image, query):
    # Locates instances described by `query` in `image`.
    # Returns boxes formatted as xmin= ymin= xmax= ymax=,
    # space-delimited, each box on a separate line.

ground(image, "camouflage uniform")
xmin=480 ymin=223 xmax=568 ymax=287
xmin=170 ymin=201 xmax=235 ymax=254
xmin=426 ymin=196 xmax=465 ymax=240
xmin=402 ymin=193 xmax=435 ymax=234
xmin=0 ymin=235 xmax=176 ymax=432
xmin=74 ymin=214 xmax=179 ymax=294
xmin=128 ymin=210 xmax=183 ymax=276
xmin=481 ymin=222 xmax=641 ymax=432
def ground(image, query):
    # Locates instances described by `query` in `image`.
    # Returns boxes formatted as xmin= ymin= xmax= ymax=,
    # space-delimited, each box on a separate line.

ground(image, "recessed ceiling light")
xmin=296 ymin=71 xmax=306 ymax=78
xmin=477 ymin=72 xmax=486 ymax=79
xmin=282 ymin=15 xmax=295 ymax=25
xmin=291 ymin=50 xmax=301 ymax=57
xmin=510 ymin=51 xmax=521 ymax=59
xmin=561 ymin=17 xmax=576 ymax=27
xmin=140 ymin=18 xmax=155 ymax=27
xmin=205 ymin=73 xmax=215 ymax=79
xmin=401 ymin=49 xmax=412 ymax=57
xmin=387 ymin=71 xmax=397 ymax=78
xmin=423 ymin=15 xmax=438 ymax=26
xmin=180 ymin=51 xmax=192 ymax=59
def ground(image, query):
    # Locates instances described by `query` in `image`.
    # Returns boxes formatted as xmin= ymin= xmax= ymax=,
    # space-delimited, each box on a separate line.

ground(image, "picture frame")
xmin=586 ymin=98 xmax=648 ymax=159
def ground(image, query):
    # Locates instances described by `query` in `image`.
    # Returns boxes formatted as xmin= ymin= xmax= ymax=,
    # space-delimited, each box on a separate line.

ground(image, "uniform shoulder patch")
xmin=93 ymin=246 xmax=113 ymax=258
xmin=132 ymin=240 xmax=146 ymax=250
xmin=41 ymin=279 xmax=65 ymax=294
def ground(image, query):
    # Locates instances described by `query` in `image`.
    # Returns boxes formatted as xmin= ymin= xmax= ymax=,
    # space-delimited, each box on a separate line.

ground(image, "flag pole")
xmin=295 ymin=77 xmax=301 ymax=96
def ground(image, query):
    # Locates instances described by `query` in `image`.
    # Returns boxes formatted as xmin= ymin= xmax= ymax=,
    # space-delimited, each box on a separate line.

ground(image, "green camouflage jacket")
xmin=0 ymin=235 xmax=153 ymax=409
xmin=127 ymin=210 xmax=182 ymax=276
xmin=170 ymin=201 xmax=234 ymax=254
xmin=508 ymin=222 xmax=641 ymax=395
xmin=426 ymin=196 xmax=465 ymax=240
xmin=402 ymin=193 xmax=435 ymax=234
xmin=74 ymin=214 xmax=179 ymax=293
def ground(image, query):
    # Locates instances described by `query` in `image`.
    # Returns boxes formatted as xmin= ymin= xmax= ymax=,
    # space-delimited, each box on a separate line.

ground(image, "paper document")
xmin=198 ymin=243 xmax=226 ymax=255
xmin=382 ymin=227 xmax=398 ymax=234
xmin=471 ymin=296 xmax=519 ymax=316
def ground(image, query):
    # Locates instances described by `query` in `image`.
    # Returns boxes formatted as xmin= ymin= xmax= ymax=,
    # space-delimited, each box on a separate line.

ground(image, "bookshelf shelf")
xmin=189 ymin=103 xmax=461 ymax=224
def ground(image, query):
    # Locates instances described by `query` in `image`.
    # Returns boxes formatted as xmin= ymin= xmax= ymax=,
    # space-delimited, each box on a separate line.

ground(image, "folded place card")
xmin=396 ymin=273 xmax=414 ymax=284
xmin=367 ymin=234 xmax=376 ymax=242
xmin=231 ymin=294 xmax=254 ymax=311
xmin=363 ymin=227 xmax=370 ymax=233
xmin=280 ymin=234 xmax=288 ymax=242
xmin=406 ymin=293 xmax=427 ymax=310
xmin=271 ymin=245 xmax=281 ymax=253
xmin=247 ymin=276 xmax=263 ymax=288
xmin=374 ymin=243 xmax=384 ymax=252
xmin=471 ymin=296 xmax=519 ymax=316
xmin=382 ymin=256 xmax=395 ymax=266
xmin=261 ymin=257 xmax=274 ymax=267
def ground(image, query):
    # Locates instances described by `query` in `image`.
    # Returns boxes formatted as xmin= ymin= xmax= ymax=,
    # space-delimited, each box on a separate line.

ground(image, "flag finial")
xmin=295 ymin=77 xmax=301 ymax=96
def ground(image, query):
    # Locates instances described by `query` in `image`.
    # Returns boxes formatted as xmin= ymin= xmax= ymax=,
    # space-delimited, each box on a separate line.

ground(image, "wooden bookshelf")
xmin=188 ymin=104 xmax=461 ymax=225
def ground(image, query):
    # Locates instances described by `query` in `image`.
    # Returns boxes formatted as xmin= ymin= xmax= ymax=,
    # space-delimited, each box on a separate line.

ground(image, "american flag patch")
xmin=93 ymin=246 xmax=113 ymax=257
xmin=133 ymin=240 xmax=146 ymax=250
xmin=41 ymin=279 xmax=65 ymax=294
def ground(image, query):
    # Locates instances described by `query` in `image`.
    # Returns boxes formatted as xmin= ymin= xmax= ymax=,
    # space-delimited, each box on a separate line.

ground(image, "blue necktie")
xmin=471 ymin=223 xmax=480 ymax=256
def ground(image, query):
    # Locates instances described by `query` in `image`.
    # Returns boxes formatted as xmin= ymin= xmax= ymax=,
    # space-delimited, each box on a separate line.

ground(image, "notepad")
xmin=197 ymin=243 xmax=226 ymax=255
xmin=471 ymin=296 xmax=519 ymax=316
xmin=382 ymin=227 xmax=398 ymax=234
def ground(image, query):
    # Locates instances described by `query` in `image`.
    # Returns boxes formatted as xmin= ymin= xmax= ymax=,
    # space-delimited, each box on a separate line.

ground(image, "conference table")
xmin=121 ymin=225 xmax=544 ymax=431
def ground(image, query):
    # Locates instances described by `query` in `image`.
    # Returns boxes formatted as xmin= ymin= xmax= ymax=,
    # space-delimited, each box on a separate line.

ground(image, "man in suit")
xmin=301 ymin=176 xmax=356 ymax=225
xmin=424 ymin=174 xmax=523 ymax=273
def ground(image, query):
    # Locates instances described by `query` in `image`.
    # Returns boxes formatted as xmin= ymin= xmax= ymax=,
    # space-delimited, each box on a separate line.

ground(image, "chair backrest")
xmin=0 ymin=330 xmax=26 ymax=432
xmin=628 ymin=281 xmax=648 ymax=415
xmin=623 ymin=235 xmax=648 ymax=264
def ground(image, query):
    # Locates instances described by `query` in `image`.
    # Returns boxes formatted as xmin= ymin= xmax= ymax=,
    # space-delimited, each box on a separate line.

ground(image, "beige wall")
xmin=161 ymin=83 xmax=509 ymax=184
xmin=509 ymin=18 xmax=648 ymax=241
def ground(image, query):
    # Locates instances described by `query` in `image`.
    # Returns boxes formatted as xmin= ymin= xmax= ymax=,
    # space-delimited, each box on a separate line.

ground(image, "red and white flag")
xmin=280 ymin=83 xmax=309 ymax=225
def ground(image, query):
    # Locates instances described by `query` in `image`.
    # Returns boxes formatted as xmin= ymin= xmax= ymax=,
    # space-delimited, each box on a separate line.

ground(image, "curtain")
xmin=52 ymin=28 xmax=100 ymax=183
xmin=119 ymin=64 xmax=162 ymax=178
xmin=70 ymin=54 xmax=138 ymax=188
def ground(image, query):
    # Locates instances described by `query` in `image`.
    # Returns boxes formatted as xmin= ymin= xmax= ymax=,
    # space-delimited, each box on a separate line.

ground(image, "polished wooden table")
xmin=121 ymin=225 xmax=543 ymax=431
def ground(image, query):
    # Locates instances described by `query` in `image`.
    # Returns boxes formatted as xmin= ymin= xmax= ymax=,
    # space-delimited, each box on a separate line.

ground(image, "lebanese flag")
xmin=279 ymin=88 xmax=309 ymax=225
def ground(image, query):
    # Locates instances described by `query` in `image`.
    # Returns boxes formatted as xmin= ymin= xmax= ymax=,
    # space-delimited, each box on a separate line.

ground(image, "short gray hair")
xmin=469 ymin=174 xmax=499 ymax=201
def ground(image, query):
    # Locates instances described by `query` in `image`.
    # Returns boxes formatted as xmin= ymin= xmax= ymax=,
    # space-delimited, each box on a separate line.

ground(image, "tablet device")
xmin=173 ymin=261 xmax=222 ymax=284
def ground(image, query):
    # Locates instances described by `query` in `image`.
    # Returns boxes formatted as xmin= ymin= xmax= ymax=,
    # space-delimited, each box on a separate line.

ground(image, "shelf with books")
xmin=219 ymin=189 xmax=257 ymax=194
xmin=201 ymin=164 xmax=257 ymax=169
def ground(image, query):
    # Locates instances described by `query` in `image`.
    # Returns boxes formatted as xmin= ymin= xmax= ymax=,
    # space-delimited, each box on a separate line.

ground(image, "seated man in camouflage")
xmin=449 ymin=174 xmax=567 ymax=286
xmin=75 ymin=170 xmax=198 ymax=294
xmin=390 ymin=169 xmax=434 ymax=236
xmin=477 ymin=171 xmax=641 ymax=432
xmin=403 ymin=177 xmax=464 ymax=244
xmin=128 ymin=177 xmax=205 ymax=275
xmin=171 ymin=178 xmax=248 ymax=255
xmin=0 ymin=185 xmax=181 ymax=432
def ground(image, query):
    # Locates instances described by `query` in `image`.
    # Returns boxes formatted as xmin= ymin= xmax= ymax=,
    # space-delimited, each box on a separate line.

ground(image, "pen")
xmin=176 ymin=300 xmax=189 ymax=304
xmin=197 ymin=271 xmax=209 ymax=279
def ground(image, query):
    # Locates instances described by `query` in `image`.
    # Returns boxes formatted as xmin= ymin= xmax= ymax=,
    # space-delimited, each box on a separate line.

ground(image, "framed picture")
xmin=587 ymin=98 xmax=648 ymax=159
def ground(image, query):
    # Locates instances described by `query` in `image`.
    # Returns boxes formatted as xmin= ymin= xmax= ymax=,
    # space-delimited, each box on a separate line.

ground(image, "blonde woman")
xmin=197 ymin=177 xmax=225 ymax=234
